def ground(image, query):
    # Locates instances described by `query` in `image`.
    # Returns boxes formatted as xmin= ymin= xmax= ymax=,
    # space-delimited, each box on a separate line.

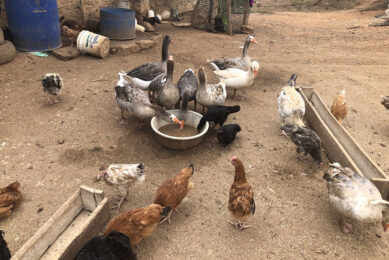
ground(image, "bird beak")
xmin=172 ymin=117 xmax=184 ymax=128
xmin=251 ymin=38 xmax=258 ymax=44
xmin=254 ymin=70 xmax=258 ymax=77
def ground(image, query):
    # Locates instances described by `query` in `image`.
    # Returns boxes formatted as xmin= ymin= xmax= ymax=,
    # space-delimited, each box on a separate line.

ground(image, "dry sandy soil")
xmin=1 ymin=4 xmax=389 ymax=260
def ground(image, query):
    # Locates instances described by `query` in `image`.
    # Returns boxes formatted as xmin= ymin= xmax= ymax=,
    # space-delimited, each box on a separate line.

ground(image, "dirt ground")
xmin=1 ymin=4 xmax=389 ymax=260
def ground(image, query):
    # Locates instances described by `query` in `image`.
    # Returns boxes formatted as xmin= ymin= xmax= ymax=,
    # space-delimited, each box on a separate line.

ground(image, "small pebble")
xmin=380 ymin=143 xmax=386 ymax=147
xmin=27 ymin=164 xmax=33 ymax=169
xmin=376 ymin=233 xmax=382 ymax=238
xmin=37 ymin=207 xmax=44 ymax=213
xmin=58 ymin=139 xmax=65 ymax=144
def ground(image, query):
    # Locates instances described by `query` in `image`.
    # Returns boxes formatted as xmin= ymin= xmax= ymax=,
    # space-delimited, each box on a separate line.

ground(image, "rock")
xmin=161 ymin=10 xmax=171 ymax=20
xmin=136 ymin=40 xmax=156 ymax=50
xmin=58 ymin=139 xmax=65 ymax=144
xmin=143 ymin=22 xmax=154 ymax=32
xmin=172 ymin=22 xmax=191 ymax=27
xmin=241 ymin=25 xmax=254 ymax=34
xmin=109 ymin=47 xmax=118 ymax=54
xmin=380 ymin=143 xmax=386 ymax=147
xmin=51 ymin=46 xmax=81 ymax=61
xmin=27 ymin=164 xmax=33 ymax=169
xmin=111 ymin=41 xmax=141 ymax=54
xmin=132 ymin=0 xmax=150 ymax=16
xmin=37 ymin=207 xmax=44 ymax=213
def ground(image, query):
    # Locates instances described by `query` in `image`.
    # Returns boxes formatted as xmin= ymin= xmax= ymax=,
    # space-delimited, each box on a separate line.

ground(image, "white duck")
xmin=214 ymin=61 xmax=259 ymax=99
xmin=125 ymin=35 xmax=172 ymax=90
xmin=196 ymin=67 xmax=226 ymax=113
xmin=323 ymin=162 xmax=389 ymax=234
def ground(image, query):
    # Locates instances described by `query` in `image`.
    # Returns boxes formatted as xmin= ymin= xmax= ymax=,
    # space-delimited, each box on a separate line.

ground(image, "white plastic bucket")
xmin=77 ymin=30 xmax=110 ymax=58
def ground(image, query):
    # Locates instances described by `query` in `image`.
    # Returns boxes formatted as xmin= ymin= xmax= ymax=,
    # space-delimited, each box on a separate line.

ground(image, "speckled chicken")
xmin=0 ymin=181 xmax=22 ymax=219
xmin=105 ymin=204 xmax=170 ymax=246
xmin=227 ymin=156 xmax=255 ymax=230
xmin=381 ymin=95 xmax=389 ymax=113
xmin=323 ymin=162 xmax=389 ymax=233
xmin=96 ymin=164 xmax=146 ymax=212
xmin=41 ymin=73 xmax=63 ymax=104
xmin=281 ymin=124 xmax=322 ymax=165
xmin=154 ymin=164 xmax=194 ymax=224
xmin=330 ymin=90 xmax=347 ymax=123
xmin=277 ymin=74 xmax=305 ymax=135
xmin=115 ymin=73 xmax=132 ymax=124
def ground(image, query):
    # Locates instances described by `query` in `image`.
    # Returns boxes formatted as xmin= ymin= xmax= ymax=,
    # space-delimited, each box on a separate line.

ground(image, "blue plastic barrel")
xmin=4 ymin=0 xmax=62 ymax=51
xmin=100 ymin=7 xmax=135 ymax=40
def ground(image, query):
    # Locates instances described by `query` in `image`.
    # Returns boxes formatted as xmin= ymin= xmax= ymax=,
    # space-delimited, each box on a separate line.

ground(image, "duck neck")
xmin=242 ymin=40 xmax=250 ymax=58
xmin=167 ymin=61 xmax=174 ymax=83
xmin=199 ymin=71 xmax=206 ymax=88
xmin=161 ymin=38 xmax=170 ymax=62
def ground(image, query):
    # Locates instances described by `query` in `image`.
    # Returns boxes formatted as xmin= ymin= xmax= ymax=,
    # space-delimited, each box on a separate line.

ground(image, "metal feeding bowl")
xmin=151 ymin=110 xmax=209 ymax=150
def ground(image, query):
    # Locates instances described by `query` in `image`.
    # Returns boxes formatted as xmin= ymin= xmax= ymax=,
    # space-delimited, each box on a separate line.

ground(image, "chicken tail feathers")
xmin=227 ymin=105 xmax=240 ymax=114
xmin=287 ymin=74 xmax=298 ymax=87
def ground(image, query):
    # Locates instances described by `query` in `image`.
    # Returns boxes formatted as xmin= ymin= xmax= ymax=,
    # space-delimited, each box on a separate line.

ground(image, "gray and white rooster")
xmin=96 ymin=163 xmax=146 ymax=212
xmin=41 ymin=73 xmax=63 ymax=104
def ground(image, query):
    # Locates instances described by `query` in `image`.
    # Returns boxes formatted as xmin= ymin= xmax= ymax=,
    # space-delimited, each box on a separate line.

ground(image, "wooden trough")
xmin=299 ymin=87 xmax=389 ymax=200
xmin=12 ymin=186 xmax=110 ymax=260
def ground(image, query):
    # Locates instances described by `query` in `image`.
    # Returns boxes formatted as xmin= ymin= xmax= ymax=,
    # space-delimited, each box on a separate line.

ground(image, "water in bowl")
xmin=158 ymin=124 xmax=198 ymax=137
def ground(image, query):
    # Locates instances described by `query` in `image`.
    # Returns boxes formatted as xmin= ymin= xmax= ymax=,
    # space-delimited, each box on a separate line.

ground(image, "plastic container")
xmin=77 ymin=30 xmax=110 ymax=58
xmin=100 ymin=7 xmax=136 ymax=40
xmin=151 ymin=110 xmax=209 ymax=150
xmin=3 ymin=0 xmax=61 ymax=51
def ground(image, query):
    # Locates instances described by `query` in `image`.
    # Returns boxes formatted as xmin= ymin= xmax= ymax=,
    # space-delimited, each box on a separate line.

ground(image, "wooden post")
xmin=226 ymin=0 xmax=232 ymax=36
xmin=243 ymin=0 xmax=250 ymax=25
xmin=208 ymin=0 xmax=214 ymax=31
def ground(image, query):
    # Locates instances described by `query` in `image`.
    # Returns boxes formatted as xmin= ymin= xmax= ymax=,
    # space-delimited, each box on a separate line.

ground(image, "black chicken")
xmin=197 ymin=105 xmax=240 ymax=132
xmin=41 ymin=73 xmax=63 ymax=105
xmin=217 ymin=124 xmax=241 ymax=145
xmin=0 ymin=230 xmax=11 ymax=260
xmin=281 ymin=124 xmax=322 ymax=165
xmin=74 ymin=231 xmax=137 ymax=260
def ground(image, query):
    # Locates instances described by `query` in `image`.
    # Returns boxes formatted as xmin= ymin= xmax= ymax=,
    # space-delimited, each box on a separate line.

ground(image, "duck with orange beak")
xmin=214 ymin=61 xmax=259 ymax=99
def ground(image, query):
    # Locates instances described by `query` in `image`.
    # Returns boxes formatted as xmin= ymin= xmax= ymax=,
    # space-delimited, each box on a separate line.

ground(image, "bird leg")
xmin=119 ymin=110 xmax=128 ymax=125
xmin=226 ymin=220 xmax=251 ymax=230
xmin=111 ymin=190 xmax=128 ymax=213
xmin=232 ymin=90 xmax=237 ymax=99
xmin=159 ymin=210 xmax=173 ymax=225
xmin=194 ymin=99 xmax=197 ymax=111
xmin=175 ymin=208 xmax=181 ymax=213
xmin=202 ymin=106 xmax=205 ymax=114
xmin=339 ymin=216 xmax=353 ymax=234
xmin=279 ymin=130 xmax=290 ymax=138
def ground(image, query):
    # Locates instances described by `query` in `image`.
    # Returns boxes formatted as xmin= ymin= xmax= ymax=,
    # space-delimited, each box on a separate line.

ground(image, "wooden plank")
xmin=12 ymin=189 xmax=83 ymax=260
xmin=298 ymin=88 xmax=362 ymax=175
xmin=80 ymin=185 xmax=97 ymax=212
xmin=226 ymin=0 xmax=232 ymax=36
xmin=41 ymin=198 xmax=110 ymax=260
xmin=58 ymin=198 xmax=110 ymax=260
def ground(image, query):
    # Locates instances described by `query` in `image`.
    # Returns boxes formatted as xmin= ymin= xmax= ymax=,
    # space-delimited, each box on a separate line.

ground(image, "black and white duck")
xmin=207 ymin=35 xmax=257 ymax=71
xmin=125 ymin=35 xmax=172 ymax=90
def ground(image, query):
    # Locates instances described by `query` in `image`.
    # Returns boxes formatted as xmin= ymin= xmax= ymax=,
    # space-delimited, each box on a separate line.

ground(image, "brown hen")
xmin=0 ymin=182 xmax=22 ymax=219
xmin=154 ymin=164 xmax=194 ymax=224
xmin=227 ymin=157 xmax=255 ymax=230
xmin=330 ymin=89 xmax=347 ymax=123
xmin=104 ymin=204 xmax=170 ymax=246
